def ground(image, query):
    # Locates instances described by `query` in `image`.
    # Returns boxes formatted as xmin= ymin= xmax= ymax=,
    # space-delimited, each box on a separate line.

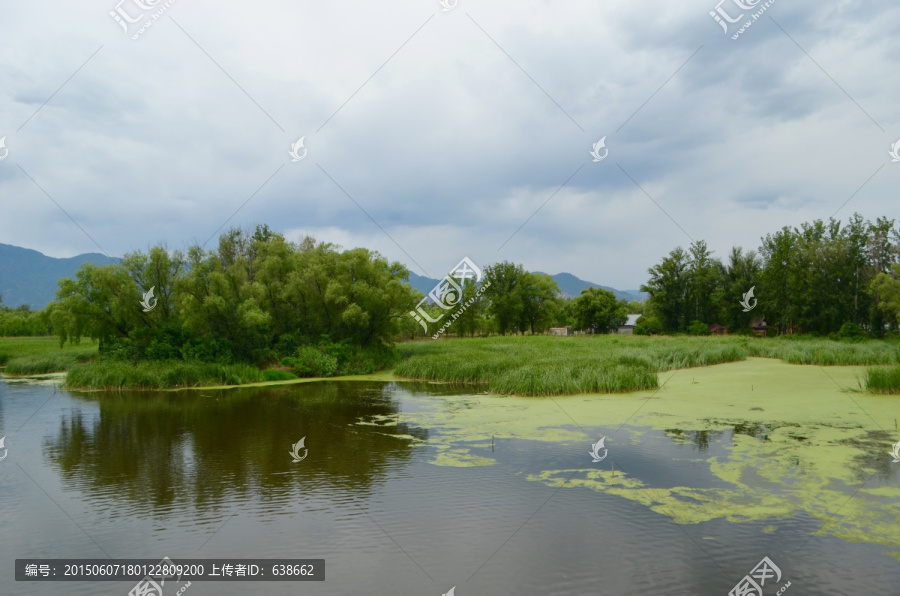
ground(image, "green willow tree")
xmin=51 ymin=226 xmax=420 ymax=364
xmin=572 ymin=288 xmax=626 ymax=334
xmin=482 ymin=261 xmax=526 ymax=335
xmin=516 ymin=272 xmax=561 ymax=334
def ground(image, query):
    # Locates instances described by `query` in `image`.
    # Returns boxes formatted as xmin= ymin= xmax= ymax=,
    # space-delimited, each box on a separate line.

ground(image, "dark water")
xmin=0 ymin=378 xmax=898 ymax=595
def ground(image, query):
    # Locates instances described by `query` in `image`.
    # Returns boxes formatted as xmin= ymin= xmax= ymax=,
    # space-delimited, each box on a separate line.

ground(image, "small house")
xmin=708 ymin=323 xmax=728 ymax=336
xmin=549 ymin=326 xmax=573 ymax=336
xmin=617 ymin=314 xmax=641 ymax=335
xmin=750 ymin=317 xmax=771 ymax=337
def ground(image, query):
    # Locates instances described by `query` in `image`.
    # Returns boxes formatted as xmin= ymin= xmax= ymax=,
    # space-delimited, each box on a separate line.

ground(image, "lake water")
xmin=1 ymin=366 xmax=899 ymax=595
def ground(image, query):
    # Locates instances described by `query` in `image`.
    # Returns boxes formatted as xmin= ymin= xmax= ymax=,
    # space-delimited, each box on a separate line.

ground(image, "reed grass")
xmin=864 ymin=366 xmax=900 ymax=394
xmin=395 ymin=335 xmax=900 ymax=396
xmin=65 ymin=360 xmax=276 ymax=390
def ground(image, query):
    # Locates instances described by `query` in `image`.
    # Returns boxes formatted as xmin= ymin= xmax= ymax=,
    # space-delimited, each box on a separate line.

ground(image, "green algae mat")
xmin=388 ymin=358 xmax=900 ymax=560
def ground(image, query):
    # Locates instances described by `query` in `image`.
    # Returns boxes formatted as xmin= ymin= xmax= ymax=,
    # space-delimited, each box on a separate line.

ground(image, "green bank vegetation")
xmin=65 ymin=360 xmax=296 ymax=390
xmin=0 ymin=336 xmax=97 ymax=375
xmin=5 ymin=334 xmax=900 ymax=395
xmin=395 ymin=335 xmax=900 ymax=395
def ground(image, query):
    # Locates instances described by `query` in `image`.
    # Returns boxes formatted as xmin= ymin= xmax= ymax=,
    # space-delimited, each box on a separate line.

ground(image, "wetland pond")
xmin=1 ymin=358 xmax=899 ymax=595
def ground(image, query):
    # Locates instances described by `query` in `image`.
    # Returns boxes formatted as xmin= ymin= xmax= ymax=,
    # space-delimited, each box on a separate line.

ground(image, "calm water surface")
xmin=0 ymin=377 xmax=898 ymax=595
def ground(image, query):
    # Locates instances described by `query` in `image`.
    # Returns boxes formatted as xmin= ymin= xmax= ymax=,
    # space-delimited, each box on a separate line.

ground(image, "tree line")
xmin=639 ymin=213 xmax=900 ymax=336
xmin=1 ymin=226 xmax=635 ymax=358
xmin=413 ymin=261 xmax=639 ymax=338
xmin=0 ymin=299 xmax=51 ymax=336
xmin=5 ymin=213 xmax=900 ymax=352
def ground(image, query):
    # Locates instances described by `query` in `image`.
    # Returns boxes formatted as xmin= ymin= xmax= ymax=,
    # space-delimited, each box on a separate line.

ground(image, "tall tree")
xmin=516 ymin=272 xmax=561 ymax=334
xmin=759 ymin=226 xmax=798 ymax=334
xmin=483 ymin=261 xmax=526 ymax=335
xmin=573 ymin=288 xmax=627 ymax=334
xmin=686 ymin=240 xmax=722 ymax=325
xmin=641 ymin=247 xmax=691 ymax=332
xmin=718 ymin=246 xmax=762 ymax=333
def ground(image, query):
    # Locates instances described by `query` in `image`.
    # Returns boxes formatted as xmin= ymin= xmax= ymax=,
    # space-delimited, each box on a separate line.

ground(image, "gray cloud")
xmin=1 ymin=0 xmax=898 ymax=288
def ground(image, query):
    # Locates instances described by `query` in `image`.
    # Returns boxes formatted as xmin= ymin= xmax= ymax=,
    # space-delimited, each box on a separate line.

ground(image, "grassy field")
xmin=395 ymin=335 xmax=900 ymax=396
xmin=0 ymin=337 xmax=99 ymax=374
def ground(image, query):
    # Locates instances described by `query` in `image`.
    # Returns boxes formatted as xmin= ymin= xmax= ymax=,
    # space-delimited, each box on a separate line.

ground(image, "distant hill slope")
xmin=406 ymin=271 xmax=440 ymax=297
xmin=538 ymin=272 xmax=647 ymax=302
xmin=0 ymin=243 xmax=120 ymax=310
xmin=406 ymin=268 xmax=645 ymax=302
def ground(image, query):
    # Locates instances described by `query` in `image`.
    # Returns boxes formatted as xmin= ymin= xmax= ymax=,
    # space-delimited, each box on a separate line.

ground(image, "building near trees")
xmin=616 ymin=314 xmax=641 ymax=335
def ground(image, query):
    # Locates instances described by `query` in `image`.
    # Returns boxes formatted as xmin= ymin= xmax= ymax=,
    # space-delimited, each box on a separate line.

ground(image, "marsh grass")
xmin=743 ymin=338 xmax=900 ymax=365
xmin=0 ymin=336 xmax=98 ymax=374
xmin=864 ymin=366 xmax=900 ymax=394
xmin=395 ymin=335 xmax=900 ymax=396
xmin=65 ymin=360 xmax=280 ymax=390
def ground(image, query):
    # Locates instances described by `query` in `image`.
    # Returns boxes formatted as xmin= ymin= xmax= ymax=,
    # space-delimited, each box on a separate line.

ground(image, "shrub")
xmin=336 ymin=341 xmax=399 ymax=375
xmin=688 ymin=320 xmax=710 ymax=336
xmin=181 ymin=337 xmax=234 ymax=363
xmin=838 ymin=321 xmax=865 ymax=340
xmin=634 ymin=315 xmax=662 ymax=336
xmin=261 ymin=369 xmax=298 ymax=382
xmin=274 ymin=332 xmax=304 ymax=357
xmin=286 ymin=346 xmax=338 ymax=378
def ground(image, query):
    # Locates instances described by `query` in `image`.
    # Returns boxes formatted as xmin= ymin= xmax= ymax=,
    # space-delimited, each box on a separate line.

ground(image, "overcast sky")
xmin=1 ymin=0 xmax=898 ymax=290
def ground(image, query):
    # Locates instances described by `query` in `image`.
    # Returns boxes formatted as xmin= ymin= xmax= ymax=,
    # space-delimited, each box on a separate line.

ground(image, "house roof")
xmin=750 ymin=317 xmax=769 ymax=327
xmin=623 ymin=314 xmax=641 ymax=327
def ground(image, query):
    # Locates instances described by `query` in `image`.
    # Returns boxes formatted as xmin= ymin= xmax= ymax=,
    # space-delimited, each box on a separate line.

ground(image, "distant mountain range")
xmin=0 ymin=243 xmax=120 ymax=310
xmin=408 ymin=270 xmax=646 ymax=303
xmin=0 ymin=243 xmax=646 ymax=310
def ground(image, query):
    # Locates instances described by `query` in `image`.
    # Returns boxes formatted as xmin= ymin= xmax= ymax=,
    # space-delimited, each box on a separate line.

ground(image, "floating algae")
xmin=391 ymin=358 xmax=900 ymax=556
